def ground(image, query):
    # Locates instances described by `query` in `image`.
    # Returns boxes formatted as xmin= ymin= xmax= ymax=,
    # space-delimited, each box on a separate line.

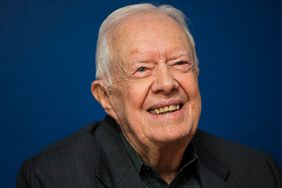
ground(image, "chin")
xmin=149 ymin=126 xmax=194 ymax=144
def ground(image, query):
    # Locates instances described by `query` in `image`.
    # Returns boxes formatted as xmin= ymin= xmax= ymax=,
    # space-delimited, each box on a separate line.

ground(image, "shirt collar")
xmin=119 ymin=131 xmax=199 ymax=174
xmin=119 ymin=131 xmax=143 ymax=172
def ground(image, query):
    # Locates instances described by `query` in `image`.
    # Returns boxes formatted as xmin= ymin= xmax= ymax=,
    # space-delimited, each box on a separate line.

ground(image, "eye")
xmin=131 ymin=63 xmax=154 ymax=78
xmin=175 ymin=61 xmax=187 ymax=65
xmin=131 ymin=65 xmax=153 ymax=79
xmin=136 ymin=66 xmax=147 ymax=72
xmin=170 ymin=60 xmax=192 ymax=72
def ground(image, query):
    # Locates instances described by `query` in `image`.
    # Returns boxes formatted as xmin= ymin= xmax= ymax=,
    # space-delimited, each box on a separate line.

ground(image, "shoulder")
xmin=194 ymin=130 xmax=282 ymax=187
xmin=194 ymin=129 xmax=274 ymax=165
xmin=195 ymin=129 xmax=264 ymax=157
xmin=17 ymin=122 xmax=101 ymax=187
xmin=33 ymin=122 xmax=99 ymax=163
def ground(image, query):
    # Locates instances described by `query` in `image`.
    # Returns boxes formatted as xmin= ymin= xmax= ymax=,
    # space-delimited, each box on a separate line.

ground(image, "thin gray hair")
xmin=95 ymin=3 xmax=199 ymax=84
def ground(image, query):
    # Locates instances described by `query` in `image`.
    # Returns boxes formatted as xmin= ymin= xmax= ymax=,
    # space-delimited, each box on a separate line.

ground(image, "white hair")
xmin=95 ymin=3 xmax=199 ymax=84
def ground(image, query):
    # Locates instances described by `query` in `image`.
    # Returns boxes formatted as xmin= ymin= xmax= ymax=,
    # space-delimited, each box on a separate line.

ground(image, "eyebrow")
xmin=166 ymin=51 xmax=191 ymax=61
xmin=126 ymin=48 xmax=192 ymax=66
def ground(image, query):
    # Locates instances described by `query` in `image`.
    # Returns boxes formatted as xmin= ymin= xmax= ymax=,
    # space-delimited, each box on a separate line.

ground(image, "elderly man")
xmin=18 ymin=3 xmax=281 ymax=188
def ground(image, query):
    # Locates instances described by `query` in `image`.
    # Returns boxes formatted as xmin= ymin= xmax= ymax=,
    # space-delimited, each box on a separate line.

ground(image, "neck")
xmin=137 ymin=137 xmax=191 ymax=184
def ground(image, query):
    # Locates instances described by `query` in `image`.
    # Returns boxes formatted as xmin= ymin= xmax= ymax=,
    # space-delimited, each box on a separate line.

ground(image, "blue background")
xmin=1 ymin=0 xmax=281 ymax=187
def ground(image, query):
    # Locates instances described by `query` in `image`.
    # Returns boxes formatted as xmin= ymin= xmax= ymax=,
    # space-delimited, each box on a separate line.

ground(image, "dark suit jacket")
xmin=17 ymin=116 xmax=282 ymax=188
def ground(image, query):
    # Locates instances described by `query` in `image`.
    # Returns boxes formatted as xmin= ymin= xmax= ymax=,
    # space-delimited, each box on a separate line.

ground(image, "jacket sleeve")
xmin=266 ymin=154 xmax=282 ymax=188
xmin=17 ymin=160 xmax=54 ymax=188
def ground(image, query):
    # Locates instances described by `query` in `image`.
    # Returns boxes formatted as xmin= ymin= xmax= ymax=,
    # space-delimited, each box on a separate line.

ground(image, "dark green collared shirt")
xmin=120 ymin=133 xmax=202 ymax=188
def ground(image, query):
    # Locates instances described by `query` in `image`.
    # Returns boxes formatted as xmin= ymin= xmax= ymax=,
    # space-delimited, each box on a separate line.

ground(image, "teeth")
xmin=152 ymin=104 xmax=180 ymax=115
xmin=164 ymin=106 xmax=169 ymax=112
xmin=155 ymin=109 xmax=160 ymax=114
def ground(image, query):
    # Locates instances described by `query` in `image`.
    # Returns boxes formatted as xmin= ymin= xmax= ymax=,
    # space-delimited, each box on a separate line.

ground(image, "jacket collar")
xmin=94 ymin=116 xmax=230 ymax=188
xmin=193 ymin=130 xmax=230 ymax=188
xmin=93 ymin=116 xmax=144 ymax=188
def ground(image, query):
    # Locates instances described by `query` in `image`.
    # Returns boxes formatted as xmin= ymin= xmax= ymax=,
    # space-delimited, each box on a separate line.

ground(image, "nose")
xmin=151 ymin=64 xmax=178 ymax=94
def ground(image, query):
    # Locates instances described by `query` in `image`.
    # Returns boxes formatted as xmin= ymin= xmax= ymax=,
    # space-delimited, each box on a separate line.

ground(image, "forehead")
xmin=110 ymin=12 xmax=191 ymax=61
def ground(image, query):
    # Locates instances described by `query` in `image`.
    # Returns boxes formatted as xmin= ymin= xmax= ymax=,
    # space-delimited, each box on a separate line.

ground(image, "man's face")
xmin=107 ymin=12 xmax=201 ymax=150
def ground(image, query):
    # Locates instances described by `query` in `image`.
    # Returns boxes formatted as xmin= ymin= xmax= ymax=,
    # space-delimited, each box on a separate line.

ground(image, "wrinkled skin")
xmin=92 ymin=11 xmax=201 ymax=182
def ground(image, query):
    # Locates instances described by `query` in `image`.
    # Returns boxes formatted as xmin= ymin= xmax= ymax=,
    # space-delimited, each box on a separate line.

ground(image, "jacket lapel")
xmin=194 ymin=130 xmax=230 ymax=188
xmin=94 ymin=116 xmax=144 ymax=188
xmin=197 ymin=161 xmax=227 ymax=188
xmin=93 ymin=117 xmax=231 ymax=188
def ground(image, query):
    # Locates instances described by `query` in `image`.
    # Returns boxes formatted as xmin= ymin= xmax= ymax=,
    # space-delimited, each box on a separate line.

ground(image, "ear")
xmin=91 ymin=80 xmax=113 ymax=114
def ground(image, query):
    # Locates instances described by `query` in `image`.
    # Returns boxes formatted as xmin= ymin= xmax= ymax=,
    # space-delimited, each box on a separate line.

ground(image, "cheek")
xmin=178 ymin=75 xmax=200 ymax=98
xmin=126 ymin=80 xmax=152 ymax=109
xmin=122 ymin=81 xmax=153 ymax=134
xmin=177 ymin=74 xmax=201 ymax=120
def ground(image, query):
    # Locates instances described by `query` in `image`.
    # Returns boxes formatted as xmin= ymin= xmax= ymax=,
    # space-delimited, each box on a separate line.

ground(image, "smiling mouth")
xmin=148 ymin=104 xmax=183 ymax=115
